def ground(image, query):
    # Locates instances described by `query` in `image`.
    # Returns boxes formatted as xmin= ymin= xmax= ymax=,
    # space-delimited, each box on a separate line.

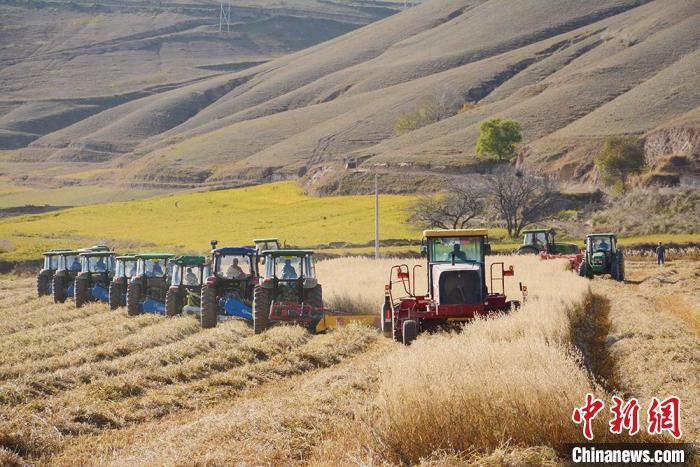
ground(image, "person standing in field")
xmin=655 ymin=242 xmax=666 ymax=266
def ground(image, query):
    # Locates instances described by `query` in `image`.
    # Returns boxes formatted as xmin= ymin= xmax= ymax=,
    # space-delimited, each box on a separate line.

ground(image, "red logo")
xmin=609 ymin=396 xmax=640 ymax=436
xmin=648 ymin=396 xmax=682 ymax=439
xmin=572 ymin=393 xmax=605 ymax=440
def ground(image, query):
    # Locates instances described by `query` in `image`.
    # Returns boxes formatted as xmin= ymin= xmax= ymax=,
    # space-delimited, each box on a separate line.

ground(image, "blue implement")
xmin=142 ymin=298 xmax=166 ymax=315
xmin=91 ymin=284 xmax=109 ymax=302
xmin=220 ymin=296 xmax=252 ymax=321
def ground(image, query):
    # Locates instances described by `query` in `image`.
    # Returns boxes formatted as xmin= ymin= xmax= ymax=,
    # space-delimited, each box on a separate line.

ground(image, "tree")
xmin=395 ymin=88 xmax=463 ymax=136
xmin=409 ymin=181 xmax=485 ymax=230
xmin=486 ymin=168 xmax=558 ymax=238
xmin=475 ymin=118 xmax=523 ymax=162
xmin=594 ymin=136 xmax=646 ymax=192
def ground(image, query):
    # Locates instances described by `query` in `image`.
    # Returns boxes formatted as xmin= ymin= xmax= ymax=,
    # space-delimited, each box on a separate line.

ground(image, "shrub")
xmin=475 ymin=118 xmax=523 ymax=162
xmin=594 ymin=136 xmax=646 ymax=192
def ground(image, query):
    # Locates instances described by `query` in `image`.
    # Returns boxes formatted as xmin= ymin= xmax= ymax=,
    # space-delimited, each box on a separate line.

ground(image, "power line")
xmin=219 ymin=1 xmax=231 ymax=33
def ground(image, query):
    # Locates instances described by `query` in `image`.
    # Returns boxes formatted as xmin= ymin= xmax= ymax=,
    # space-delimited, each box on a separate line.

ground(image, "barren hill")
xmin=2 ymin=0 xmax=699 ymax=195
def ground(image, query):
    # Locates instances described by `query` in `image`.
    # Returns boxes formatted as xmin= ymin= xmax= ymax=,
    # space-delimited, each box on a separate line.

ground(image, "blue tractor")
xmin=126 ymin=253 xmax=175 ymax=315
xmin=52 ymin=246 xmax=110 ymax=303
xmin=36 ymin=249 xmax=71 ymax=297
xmin=74 ymin=250 xmax=116 ymax=307
xmin=200 ymin=241 xmax=260 ymax=328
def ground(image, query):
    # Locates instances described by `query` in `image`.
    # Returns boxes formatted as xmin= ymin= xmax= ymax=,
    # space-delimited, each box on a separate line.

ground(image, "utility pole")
xmin=219 ymin=1 xmax=231 ymax=33
xmin=375 ymin=173 xmax=380 ymax=259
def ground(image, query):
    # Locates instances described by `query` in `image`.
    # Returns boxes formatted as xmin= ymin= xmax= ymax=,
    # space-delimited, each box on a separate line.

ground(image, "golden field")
xmin=0 ymin=257 xmax=697 ymax=465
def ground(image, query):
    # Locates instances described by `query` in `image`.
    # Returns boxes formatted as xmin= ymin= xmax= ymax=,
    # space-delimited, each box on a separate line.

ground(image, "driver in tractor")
xmin=597 ymin=239 xmax=610 ymax=252
xmin=185 ymin=267 xmax=198 ymax=285
xmin=147 ymin=260 xmax=163 ymax=277
xmin=226 ymin=258 xmax=246 ymax=279
xmin=69 ymin=256 xmax=81 ymax=271
xmin=95 ymin=257 xmax=107 ymax=272
xmin=282 ymin=259 xmax=298 ymax=280
xmin=452 ymin=243 xmax=468 ymax=262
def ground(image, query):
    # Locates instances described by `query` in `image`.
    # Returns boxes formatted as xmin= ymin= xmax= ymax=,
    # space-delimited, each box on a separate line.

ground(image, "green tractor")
xmin=252 ymin=249 xmax=323 ymax=334
xmin=517 ymin=229 xmax=580 ymax=255
xmin=52 ymin=246 xmax=110 ymax=303
xmin=165 ymin=255 xmax=209 ymax=317
xmin=578 ymin=233 xmax=625 ymax=282
xmin=36 ymin=249 xmax=71 ymax=297
xmin=126 ymin=253 xmax=175 ymax=315
xmin=74 ymin=250 xmax=116 ymax=307
xmin=109 ymin=255 xmax=137 ymax=310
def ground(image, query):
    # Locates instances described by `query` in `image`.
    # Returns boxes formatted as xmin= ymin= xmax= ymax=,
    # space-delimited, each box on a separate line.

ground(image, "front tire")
xmin=108 ymin=280 xmax=122 ymax=310
xmin=165 ymin=288 xmax=182 ymax=318
xmin=37 ymin=271 xmax=51 ymax=297
xmin=53 ymin=274 xmax=67 ymax=303
xmin=200 ymin=284 xmax=217 ymax=329
xmin=74 ymin=276 xmax=89 ymax=308
xmin=253 ymin=285 xmax=271 ymax=334
xmin=126 ymin=282 xmax=142 ymax=316
xmin=402 ymin=319 xmax=418 ymax=345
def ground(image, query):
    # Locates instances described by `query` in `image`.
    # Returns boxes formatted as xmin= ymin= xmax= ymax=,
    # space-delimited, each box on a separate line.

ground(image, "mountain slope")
xmin=2 ymin=0 xmax=698 ymax=194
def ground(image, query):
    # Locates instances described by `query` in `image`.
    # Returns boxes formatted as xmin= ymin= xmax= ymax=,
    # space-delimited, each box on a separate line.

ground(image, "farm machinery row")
xmin=36 ymin=238 xmax=376 ymax=334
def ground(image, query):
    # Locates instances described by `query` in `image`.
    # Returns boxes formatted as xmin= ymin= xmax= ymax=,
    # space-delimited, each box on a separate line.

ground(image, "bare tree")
xmin=410 ymin=181 xmax=485 ymax=230
xmin=486 ymin=168 xmax=558 ymax=238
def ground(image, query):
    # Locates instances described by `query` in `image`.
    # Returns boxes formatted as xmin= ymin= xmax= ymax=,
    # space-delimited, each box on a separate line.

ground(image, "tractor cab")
xmin=518 ymin=229 xmax=580 ymax=255
xmin=166 ymin=256 xmax=209 ymax=317
xmin=254 ymin=238 xmax=279 ymax=252
xmin=36 ymin=249 xmax=71 ymax=296
xmin=199 ymin=242 xmax=259 ymax=328
xmin=74 ymin=250 xmax=116 ymax=307
xmin=384 ymin=229 xmax=521 ymax=345
xmin=109 ymin=255 xmax=137 ymax=309
xmin=579 ymin=233 xmax=624 ymax=281
xmin=126 ymin=253 xmax=175 ymax=315
xmin=252 ymin=249 xmax=323 ymax=334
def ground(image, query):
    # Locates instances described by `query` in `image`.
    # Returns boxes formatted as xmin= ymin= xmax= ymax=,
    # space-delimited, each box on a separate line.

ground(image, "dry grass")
xmin=1 ymin=256 xmax=693 ymax=465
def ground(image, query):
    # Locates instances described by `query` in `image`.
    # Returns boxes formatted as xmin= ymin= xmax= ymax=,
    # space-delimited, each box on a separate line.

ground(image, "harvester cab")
xmin=200 ymin=241 xmax=259 ymax=329
xmin=253 ymin=238 xmax=279 ymax=252
xmin=578 ymin=233 xmax=625 ymax=281
xmin=126 ymin=253 xmax=175 ymax=316
xmin=383 ymin=229 xmax=521 ymax=345
xmin=52 ymin=245 xmax=110 ymax=303
xmin=74 ymin=250 xmax=116 ymax=307
xmin=166 ymin=255 xmax=209 ymax=318
xmin=36 ymin=249 xmax=71 ymax=297
xmin=252 ymin=249 xmax=323 ymax=334
xmin=518 ymin=229 xmax=580 ymax=255
xmin=109 ymin=255 xmax=137 ymax=310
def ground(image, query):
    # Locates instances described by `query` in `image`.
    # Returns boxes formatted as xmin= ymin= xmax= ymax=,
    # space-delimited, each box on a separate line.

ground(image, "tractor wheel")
xmin=37 ymin=272 xmax=51 ymax=297
xmin=126 ymin=282 xmax=142 ymax=316
xmin=253 ymin=285 xmax=271 ymax=335
xmin=52 ymin=275 xmax=67 ymax=304
xmin=612 ymin=254 xmax=625 ymax=282
xmin=108 ymin=281 xmax=122 ymax=310
xmin=402 ymin=319 xmax=418 ymax=346
xmin=307 ymin=285 xmax=323 ymax=309
xmin=619 ymin=254 xmax=625 ymax=282
xmin=200 ymin=284 xmax=217 ymax=329
xmin=165 ymin=288 xmax=181 ymax=318
xmin=517 ymin=245 xmax=540 ymax=255
xmin=578 ymin=262 xmax=590 ymax=279
xmin=74 ymin=276 xmax=89 ymax=308
xmin=381 ymin=302 xmax=391 ymax=335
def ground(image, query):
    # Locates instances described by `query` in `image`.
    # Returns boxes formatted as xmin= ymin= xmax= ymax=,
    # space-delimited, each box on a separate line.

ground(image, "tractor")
xmin=382 ymin=229 xmax=522 ymax=345
xmin=517 ymin=229 xmax=580 ymax=255
xmin=166 ymin=255 xmax=209 ymax=318
xmin=252 ymin=249 xmax=324 ymax=334
xmin=254 ymin=238 xmax=279 ymax=252
xmin=200 ymin=242 xmax=259 ymax=329
xmin=36 ymin=249 xmax=70 ymax=297
xmin=578 ymin=233 xmax=625 ymax=281
xmin=109 ymin=255 xmax=137 ymax=310
xmin=52 ymin=246 xmax=110 ymax=303
xmin=126 ymin=253 xmax=175 ymax=315
xmin=74 ymin=250 xmax=116 ymax=308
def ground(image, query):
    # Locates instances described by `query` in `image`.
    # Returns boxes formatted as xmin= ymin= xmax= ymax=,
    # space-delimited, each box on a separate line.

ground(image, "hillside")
xmin=1 ymin=0 xmax=699 ymax=199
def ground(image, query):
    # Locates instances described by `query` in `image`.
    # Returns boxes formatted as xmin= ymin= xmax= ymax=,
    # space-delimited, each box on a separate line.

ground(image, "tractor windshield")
xmin=60 ymin=255 xmax=81 ymax=271
xmin=429 ymin=237 xmax=483 ymax=263
xmin=589 ymin=237 xmax=614 ymax=253
xmin=270 ymin=255 xmax=315 ymax=280
xmin=81 ymin=256 xmax=114 ymax=273
xmin=44 ymin=255 xmax=59 ymax=270
xmin=216 ymin=255 xmax=252 ymax=280
xmin=139 ymin=258 xmax=168 ymax=278
xmin=172 ymin=264 xmax=205 ymax=286
xmin=116 ymin=259 xmax=137 ymax=278
xmin=523 ymin=232 xmax=548 ymax=247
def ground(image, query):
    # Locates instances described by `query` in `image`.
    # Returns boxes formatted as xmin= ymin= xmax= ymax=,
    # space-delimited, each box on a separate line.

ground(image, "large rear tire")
xmin=578 ymin=261 xmax=590 ymax=279
xmin=74 ymin=276 xmax=89 ymax=308
xmin=253 ymin=285 xmax=271 ymax=334
xmin=200 ymin=284 xmax=217 ymax=329
xmin=37 ymin=271 xmax=51 ymax=297
xmin=52 ymin=275 xmax=67 ymax=303
xmin=402 ymin=319 xmax=418 ymax=346
xmin=307 ymin=284 xmax=323 ymax=308
xmin=612 ymin=254 xmax=625 ymax=282
xmin=126 ymin=282 xmax=142 ymax=316
xmin=165 ymin=288 xmax=182 ymax=318
xmin=108 ymin=281 xmax=122 ymax=310
xmin=517 ymin=245 xmax=540 ymax=255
